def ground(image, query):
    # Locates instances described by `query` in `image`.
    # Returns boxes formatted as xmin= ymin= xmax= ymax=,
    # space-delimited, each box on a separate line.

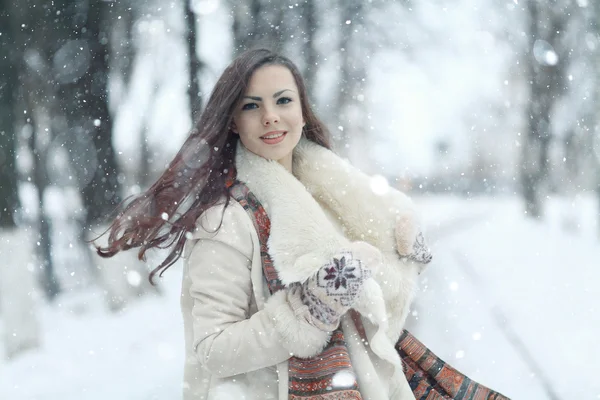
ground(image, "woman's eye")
xmin=242 ymin=103 xmax=258 ymax=110
xmin=277 ymin=97 xmax=292 ymax=105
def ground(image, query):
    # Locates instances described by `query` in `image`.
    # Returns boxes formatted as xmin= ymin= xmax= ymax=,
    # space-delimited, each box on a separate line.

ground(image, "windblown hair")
xmin=96 ymin=48 xmax=332 ymax=283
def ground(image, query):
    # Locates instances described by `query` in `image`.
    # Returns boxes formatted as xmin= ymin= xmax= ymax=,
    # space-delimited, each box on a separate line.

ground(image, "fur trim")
xmin=235 ymin=141 xmax=351 ymax=284
xmin=264 ymin=290 xmax=331 ymax=358
xmin=293 ymin=138 xmax=417 ymax=253
xmin=377 ymin=255 xmax=421 ymax=343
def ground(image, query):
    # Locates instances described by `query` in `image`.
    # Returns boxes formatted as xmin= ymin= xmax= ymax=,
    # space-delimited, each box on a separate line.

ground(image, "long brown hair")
xmin=96 ymin=48 xmax=332 ymax=283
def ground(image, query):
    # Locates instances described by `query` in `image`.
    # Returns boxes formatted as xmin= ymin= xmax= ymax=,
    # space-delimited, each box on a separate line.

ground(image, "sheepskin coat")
xmin=180 ymin=138 xmax=426 ymax=399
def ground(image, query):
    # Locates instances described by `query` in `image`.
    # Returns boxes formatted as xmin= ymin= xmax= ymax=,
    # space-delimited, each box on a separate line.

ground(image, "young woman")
xmin=98 ymin=49 xmax=509 ymax=400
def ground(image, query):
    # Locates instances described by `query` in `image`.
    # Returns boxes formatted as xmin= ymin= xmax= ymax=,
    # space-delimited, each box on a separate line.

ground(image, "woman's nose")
xmin=262 ymin=108 xmax=279 ymax=126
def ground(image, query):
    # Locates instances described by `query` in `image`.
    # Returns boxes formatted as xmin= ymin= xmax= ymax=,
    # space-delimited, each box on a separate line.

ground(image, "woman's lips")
xmin=261 ymin=131 xmax=287 ymax=145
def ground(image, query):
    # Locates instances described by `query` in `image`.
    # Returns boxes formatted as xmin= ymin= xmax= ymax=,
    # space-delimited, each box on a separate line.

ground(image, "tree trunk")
xmin=231 ymin=0 xmax=288 ymax=54
xmin=83 ymin=2 xmax=122 ymax=227
xmin=137 ymin=126 xmax=152 ymax=188
xmin=521 ymin=2 xmax=568 ymax=218
xmin=9 ymin=0 xmax=62 ymax=300
xmin=53 ymin=0 xmax=122 ymax=227
xmin=0 ymin=1 xmax=41 ymax=359
xmin=0 ymin=3 xmax=20 ymax=229
xmin=231 ymin=1 xmax=253 ymax=54
xmin=185 ymin=0 xmax=202 ymax=121
xmin=590 ymin=0 xmax=600 ymax=238
xmin=26 ymin=107 xmax=61 ymax=300
xmin=559 ymin=11 xmax=596 ymax=232
xmin=108 ymin=0 xmax=135 ymax=109
xmin=334 ymin=0 xmax=367 ymax=161
xmin=301 ymin=0 xmax=318 ymax=98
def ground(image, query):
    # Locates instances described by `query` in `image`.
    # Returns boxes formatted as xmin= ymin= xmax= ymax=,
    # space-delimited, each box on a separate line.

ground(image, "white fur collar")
xmin=235 ymin=136 xmax=419 ymax=284
xmin=234 ymin=137 xmax=351 ymax=284
xmin=293 ymin=138 xmax=417 ymax=253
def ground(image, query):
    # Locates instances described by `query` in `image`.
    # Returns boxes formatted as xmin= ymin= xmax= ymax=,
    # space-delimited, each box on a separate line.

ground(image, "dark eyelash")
xmin=242 ymin=103 xmax=258 ymax=110
xmin=242 ymin=97 xmax=291 ymax=110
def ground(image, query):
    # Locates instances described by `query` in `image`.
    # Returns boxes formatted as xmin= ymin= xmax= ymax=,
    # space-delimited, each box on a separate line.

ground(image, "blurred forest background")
xmin=0 ymin=0 xmax=599 ymax=398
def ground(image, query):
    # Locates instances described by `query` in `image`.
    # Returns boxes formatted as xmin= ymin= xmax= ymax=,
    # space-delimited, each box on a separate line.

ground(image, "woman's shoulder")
xmin=187 ymin=196 xmax=256 ymax=259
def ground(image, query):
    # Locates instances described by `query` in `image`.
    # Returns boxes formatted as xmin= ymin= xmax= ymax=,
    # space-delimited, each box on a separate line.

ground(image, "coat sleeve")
xmin=184 ymin=200 xmax=330 ymax=378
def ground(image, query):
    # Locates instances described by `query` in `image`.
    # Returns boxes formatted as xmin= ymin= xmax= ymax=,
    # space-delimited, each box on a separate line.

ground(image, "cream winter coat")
xmin=181 ymin=138 xmax=428 ymax=399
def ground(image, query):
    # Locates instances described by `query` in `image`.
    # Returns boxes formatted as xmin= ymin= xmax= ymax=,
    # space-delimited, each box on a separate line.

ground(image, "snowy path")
xmin=410 ymin=195 xmax=599 ymax=400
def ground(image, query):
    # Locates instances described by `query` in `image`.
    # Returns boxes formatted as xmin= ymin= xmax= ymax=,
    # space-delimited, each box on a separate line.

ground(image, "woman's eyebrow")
xmin=273 ymin=89 xmax=293 ymax=97
xmin=243 ymin=89 xmax=294 ymax=101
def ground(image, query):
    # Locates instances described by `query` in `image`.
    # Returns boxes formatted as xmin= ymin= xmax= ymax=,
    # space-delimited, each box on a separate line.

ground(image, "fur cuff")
xmin=374 ymin=254 xmax=421 ymax=343
xmin=264 ymin=290 xmax=331 ymax=358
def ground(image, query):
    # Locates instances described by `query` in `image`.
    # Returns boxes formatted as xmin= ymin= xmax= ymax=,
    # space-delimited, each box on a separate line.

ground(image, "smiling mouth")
xmin=261 ymin=131 xmax=287 ymax=144
xmin=261 ymin=131 xmax=286 ymax=139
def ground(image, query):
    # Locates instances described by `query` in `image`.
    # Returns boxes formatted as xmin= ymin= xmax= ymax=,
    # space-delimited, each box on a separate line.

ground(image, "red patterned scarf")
xmin=227 ymin=177 xmax=510 ymax=400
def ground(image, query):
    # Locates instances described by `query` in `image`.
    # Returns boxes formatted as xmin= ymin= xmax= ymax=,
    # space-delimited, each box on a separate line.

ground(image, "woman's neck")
xmin=277 ymin=153 xmax=293 ymax=173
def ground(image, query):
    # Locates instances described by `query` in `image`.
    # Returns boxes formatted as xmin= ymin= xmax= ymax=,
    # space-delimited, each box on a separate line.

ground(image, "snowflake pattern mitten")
xmin=299 ymin=242 xmax=380 ymax=331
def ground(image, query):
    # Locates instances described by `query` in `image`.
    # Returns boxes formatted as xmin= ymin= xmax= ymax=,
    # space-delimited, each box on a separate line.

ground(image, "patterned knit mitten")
xmin=297 ymin=241 xmax=381 ymax=331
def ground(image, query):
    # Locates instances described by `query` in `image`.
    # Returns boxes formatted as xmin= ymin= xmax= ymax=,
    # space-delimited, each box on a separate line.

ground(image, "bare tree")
xmin=231 ymin=0 xmax=258 ymax=53
xmin=556 ymin=2 xmax=600 ymax=232
xmin=0 ymin=3 xmax=19 ymax=230
xmin=333 ymin=0 xmax=369 ymax=161
xmin=23 ymin=80 xmax=60 ymax=300
xmin=589 ymin=0 xmax=600 ymax=237
xmin=300 ymin=0 xmax=318 ymax=97
xmin=51 ymin=0 xmax=122 ymax=226
xmin=185 ymin=0 xmax=203 ymax=121
xmin=109 ymin=0 xmax=136 ymax=107
xmin=7 ymin=0 xmax=61 ymax=300
xmin=520 ymin=0 xmax=573 ymax=218
xmin=230 ymin=0 xmax=291 ymax=54
xmin=0 ymin=0 xmax=41 ymax=359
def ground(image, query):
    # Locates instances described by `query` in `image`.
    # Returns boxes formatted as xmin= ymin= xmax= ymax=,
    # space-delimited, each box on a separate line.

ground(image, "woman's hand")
xmin=395 ymin=210 xmax=432 ymax=267
xmin=295 ymin=241 xmax=382 ymax=331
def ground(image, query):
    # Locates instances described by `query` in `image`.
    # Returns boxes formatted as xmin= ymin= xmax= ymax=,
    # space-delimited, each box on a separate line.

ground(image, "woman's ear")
xmin=231 ymin=121 xmax=238 ymax=134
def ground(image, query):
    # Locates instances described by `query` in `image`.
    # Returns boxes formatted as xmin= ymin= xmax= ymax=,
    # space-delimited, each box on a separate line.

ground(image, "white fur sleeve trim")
xmin=264 ymin=290 xmax=331 ymax=359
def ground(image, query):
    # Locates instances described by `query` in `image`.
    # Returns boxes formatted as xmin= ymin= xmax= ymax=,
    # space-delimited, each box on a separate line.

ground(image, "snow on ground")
xmin=1 ymin=194 xmax=598 ymax=400
xmin=0 ymin=266 xmax=185 ymax=400
xmin=410 ymin=193 xmax=599 ymax=400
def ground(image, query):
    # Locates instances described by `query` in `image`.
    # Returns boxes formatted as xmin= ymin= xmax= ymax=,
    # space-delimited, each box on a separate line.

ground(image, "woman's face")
xmin=232 ymin=64 xmax=305 ymax=171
